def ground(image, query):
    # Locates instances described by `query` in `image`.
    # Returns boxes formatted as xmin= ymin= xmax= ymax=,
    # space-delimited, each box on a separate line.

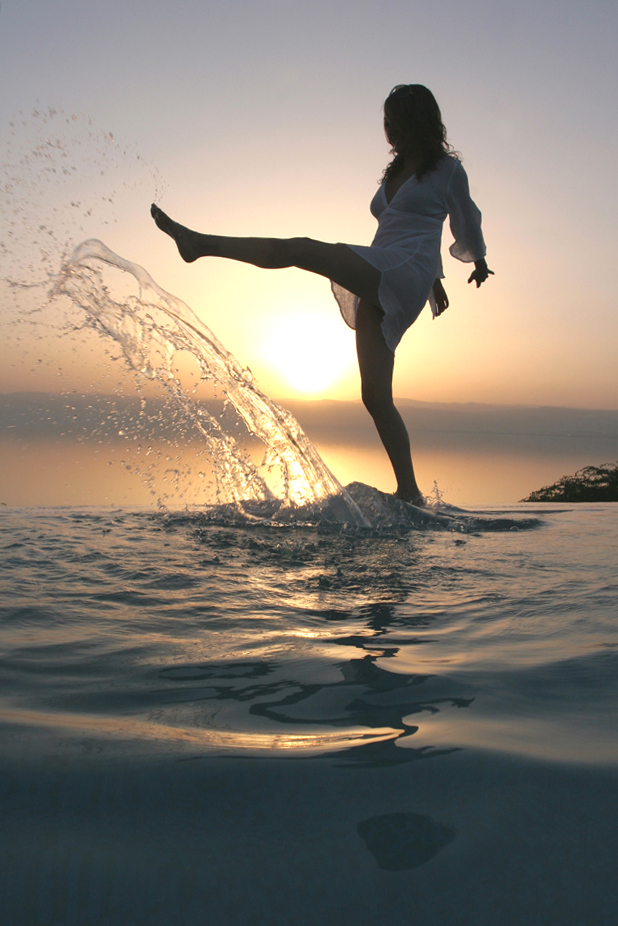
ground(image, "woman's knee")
xmin=248 ymin=237 xmax=309 ymax=269
xmin=258 ymin=238 xmax=292 ymax=269
xmin=361 ymin=380 xmax=392 ymax=419
xmin=286 ymin=236 xmax=327 ymax=272
xmin=361 ymin=386 xmax=379 ymax=418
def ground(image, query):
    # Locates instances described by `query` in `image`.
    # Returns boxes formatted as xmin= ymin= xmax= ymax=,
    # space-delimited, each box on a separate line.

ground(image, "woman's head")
xmin=382 ymin=84 xmax=454 ymax=181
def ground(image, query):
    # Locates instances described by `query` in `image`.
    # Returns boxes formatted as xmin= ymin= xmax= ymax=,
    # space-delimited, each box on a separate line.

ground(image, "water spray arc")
xmin=53 ymin=239 xmax=366 ymax=521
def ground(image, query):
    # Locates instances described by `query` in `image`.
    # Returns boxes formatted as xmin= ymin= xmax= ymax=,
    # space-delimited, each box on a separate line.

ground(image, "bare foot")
xmin=395 ymin=489 xmax=426 ymax=507
xmin=150 ymin=204 xmax=207 ymax=263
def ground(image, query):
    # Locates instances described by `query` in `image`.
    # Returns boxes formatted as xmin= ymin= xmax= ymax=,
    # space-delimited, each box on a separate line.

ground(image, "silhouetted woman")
xmin=151 ymin=84 xmax=492 ymax=505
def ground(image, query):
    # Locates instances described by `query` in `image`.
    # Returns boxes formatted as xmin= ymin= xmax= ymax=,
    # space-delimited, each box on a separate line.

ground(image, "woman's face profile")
xmin=383 ymin=116 xmax=393 ymax=145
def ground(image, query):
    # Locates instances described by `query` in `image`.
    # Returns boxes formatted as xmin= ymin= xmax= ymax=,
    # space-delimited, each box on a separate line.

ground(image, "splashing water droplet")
xmin=51 ymin=239 xmax=365 ymax=522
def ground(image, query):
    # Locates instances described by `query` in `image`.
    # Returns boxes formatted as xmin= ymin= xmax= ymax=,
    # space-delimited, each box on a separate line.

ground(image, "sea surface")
xmin=2 ymin=499 xmax=617 ymax=925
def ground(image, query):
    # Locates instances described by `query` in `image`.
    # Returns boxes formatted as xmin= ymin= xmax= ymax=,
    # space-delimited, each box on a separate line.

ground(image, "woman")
xmin=151 ymin=84 xmax=492 ymax=506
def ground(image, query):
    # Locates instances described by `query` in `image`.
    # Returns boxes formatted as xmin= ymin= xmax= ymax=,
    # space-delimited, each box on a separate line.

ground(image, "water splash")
xmin=51 ymin=238 xmax=366 ymax=522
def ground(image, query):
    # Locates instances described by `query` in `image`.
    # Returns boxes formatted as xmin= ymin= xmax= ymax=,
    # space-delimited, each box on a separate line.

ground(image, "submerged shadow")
xmin=358 ymin=812 xmax=456 ymax=870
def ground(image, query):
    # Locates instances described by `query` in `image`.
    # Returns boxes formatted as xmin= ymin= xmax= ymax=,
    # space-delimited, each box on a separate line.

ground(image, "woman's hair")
xmin=381 ymin=84 xmax=458 ymax=183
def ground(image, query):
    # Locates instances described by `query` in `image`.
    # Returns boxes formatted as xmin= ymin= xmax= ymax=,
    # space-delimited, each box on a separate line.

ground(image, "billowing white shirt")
xmin=331 ymin=155 xmax=486 ymax=351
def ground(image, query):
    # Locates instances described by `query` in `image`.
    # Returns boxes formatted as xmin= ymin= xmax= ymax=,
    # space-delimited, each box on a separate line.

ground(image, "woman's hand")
xmin=468 ymin=258 xmax=494 ymax=288
xmin=433 ymin=278 xmax=449 ymax=316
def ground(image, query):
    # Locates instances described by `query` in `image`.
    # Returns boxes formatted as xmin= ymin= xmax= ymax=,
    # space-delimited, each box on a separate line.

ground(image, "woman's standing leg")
xmin=355 ymin=299 xmax=424 ymax=504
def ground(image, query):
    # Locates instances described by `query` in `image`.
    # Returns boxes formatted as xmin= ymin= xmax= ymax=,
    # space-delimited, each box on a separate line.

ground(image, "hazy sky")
xmin=1 ymin=0 xmax=617 ymax=408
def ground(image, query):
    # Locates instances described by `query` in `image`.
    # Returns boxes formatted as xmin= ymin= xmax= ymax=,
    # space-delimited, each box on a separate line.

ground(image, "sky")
xmin=0 ymin=0 xmax=617 ymax=409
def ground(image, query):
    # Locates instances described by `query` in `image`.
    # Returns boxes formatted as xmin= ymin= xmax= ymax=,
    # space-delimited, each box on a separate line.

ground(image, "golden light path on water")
xmin=0 ymin=708 xmax=400 ymax=757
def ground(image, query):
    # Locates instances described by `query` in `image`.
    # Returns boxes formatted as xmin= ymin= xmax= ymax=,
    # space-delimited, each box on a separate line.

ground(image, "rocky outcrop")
xmin=522 ymin=462 xmax=618 ymax=502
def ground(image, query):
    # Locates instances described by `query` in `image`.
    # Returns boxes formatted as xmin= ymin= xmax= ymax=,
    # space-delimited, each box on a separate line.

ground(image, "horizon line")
xmin=2 ymin=390 xmax=617 ymax=415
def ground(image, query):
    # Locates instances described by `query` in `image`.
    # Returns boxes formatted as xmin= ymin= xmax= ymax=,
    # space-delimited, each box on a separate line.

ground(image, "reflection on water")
xmin=0 ymin=438 xmax=219 ymax=507
xmin=2 ymin=505 xmax=617 ymax=768
xmin=157 ymin=649 xmax=465 ymax=767
xmin=2 ymin=433 xmax=616 ymax=508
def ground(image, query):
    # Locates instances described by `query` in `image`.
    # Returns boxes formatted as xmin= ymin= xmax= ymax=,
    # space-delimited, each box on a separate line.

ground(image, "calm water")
xmin=2 ymin=500 xmax=617 ymax=925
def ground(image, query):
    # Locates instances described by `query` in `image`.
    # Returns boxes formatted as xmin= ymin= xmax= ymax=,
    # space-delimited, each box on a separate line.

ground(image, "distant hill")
xmin=2 ymin=391 xmax=618 ymax=436
xmin=522 ymin=462 xmax=618 ymax=502
xmin=282 ymin=397 xmax=618 ymax=458
xmin=283 ymin=397 xmax=618 ymax=438
xmin=2 ymin=392 xmax=618 ymax=461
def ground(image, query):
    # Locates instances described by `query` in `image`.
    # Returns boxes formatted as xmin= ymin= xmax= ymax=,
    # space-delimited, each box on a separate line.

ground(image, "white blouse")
xmin=331 ymin=155 xmax=486 ymax=352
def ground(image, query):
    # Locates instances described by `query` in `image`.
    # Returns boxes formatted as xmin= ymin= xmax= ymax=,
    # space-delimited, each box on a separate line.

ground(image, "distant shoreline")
xmin=2 ymin=392 xmax=618 ymax=451
xmin=2 ymin=392 xmax=618 ymax=508
xmin=282 ymin=397 xmax=618 ymax=439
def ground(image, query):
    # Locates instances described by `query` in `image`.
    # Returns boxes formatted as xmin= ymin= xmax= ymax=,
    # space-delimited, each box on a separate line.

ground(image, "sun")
xmin=263 ymin=310 xmax=355 ymax=395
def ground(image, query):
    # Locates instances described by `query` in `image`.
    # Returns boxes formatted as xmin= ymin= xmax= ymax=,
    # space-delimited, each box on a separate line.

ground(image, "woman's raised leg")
xmin=355 ymin=299 xmax=424 ymax=504
xmin=151 ymin=204 xmax=381 ymax=306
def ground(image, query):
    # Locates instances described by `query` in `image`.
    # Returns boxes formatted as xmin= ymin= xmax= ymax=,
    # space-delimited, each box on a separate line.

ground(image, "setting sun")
xmin=262 ymin=310 xmax=355 ymax=395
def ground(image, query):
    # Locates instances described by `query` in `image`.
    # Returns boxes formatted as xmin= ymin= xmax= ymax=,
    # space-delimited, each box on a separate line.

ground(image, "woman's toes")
xmin=151 ymin=204 xmax=174 ymax=236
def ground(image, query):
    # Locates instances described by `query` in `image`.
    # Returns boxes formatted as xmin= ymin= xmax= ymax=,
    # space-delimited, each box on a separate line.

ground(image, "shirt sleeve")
xmin=446 ymin=160 xmax=486 ymax=263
